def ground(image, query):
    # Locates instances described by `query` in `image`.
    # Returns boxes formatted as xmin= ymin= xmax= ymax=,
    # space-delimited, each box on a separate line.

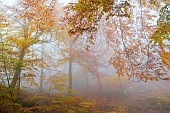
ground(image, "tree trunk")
xmin=68 ymin=42 xmax=73 ymax=96
xmin=40 ymin=43 xmax=44 ymax=92
xmin=68 ymin=58 xmax=72 ymax=96
xmin=11 ymin=48 xmax=25 ymax=88
xmin=40 ymin=67 xmax=44 ymax=92
xmin=85 ymin=74 xmax=89 ymax=96
xmin=97 ymin=76 xmax=103 ymax=95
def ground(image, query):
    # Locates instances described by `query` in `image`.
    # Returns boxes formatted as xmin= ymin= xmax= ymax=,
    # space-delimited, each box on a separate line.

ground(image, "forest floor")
xmin=1 ymin=76 xmax=170 ymax=113
xmin=88 ymin=91 xmax=170 ymax=113
xmin=81 ymin=76 xmax=170 ymax=113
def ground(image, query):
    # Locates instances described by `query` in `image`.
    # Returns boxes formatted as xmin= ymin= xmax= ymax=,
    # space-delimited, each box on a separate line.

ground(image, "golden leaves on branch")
xmin=105 ymin=14 xmax=169 ymax=82
xmin=47 ymin=75 xmax=68 ymax=91
xmin=21 ymin=0 xmax=58 ymax=32
xmin=6 ymin=36 xmax=39 ymax=49
xmin=161 ymin=51 xmax=170 ymax=70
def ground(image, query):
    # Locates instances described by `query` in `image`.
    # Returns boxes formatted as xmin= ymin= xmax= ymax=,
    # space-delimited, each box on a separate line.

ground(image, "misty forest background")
xmin=0 ymin=0 xmax=170 ymax=113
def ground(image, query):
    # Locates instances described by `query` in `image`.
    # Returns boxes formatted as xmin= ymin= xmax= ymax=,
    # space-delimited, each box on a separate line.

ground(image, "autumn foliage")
xmin=0 ymin=0 xmax=170 ymax=113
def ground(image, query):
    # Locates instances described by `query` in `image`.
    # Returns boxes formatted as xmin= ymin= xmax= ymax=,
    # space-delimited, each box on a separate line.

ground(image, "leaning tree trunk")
xmin=11 ymin=48 xmax=26 ymax=88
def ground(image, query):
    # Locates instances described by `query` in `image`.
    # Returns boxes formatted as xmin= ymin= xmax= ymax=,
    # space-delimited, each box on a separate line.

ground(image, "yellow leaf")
xmin=67 ymin=110 xmax=76 ymax=113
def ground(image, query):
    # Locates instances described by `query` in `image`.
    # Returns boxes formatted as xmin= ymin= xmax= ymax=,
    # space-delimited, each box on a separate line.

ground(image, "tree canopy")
xmin=64 ymin=0 xmax=170 ymax=81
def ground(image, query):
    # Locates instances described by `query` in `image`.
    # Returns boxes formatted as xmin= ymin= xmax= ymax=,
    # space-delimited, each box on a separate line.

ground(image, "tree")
xmin=0 ymin=0 xmax=58 ymax=88
xmin=64 ymin=0 xmax=170 ymax=81
xmin=151 ymin=3 xmax=170 ymax=80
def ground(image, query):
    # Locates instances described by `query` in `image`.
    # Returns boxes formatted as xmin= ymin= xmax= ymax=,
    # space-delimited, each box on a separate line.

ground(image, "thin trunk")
xmin=1 ymin=38 xmax=16 ymax=113
xmin=17 ymin=72 xmax=21 ymax=103
xmin=68 ymin=42 xmax=73 ymax=96
xmin=40 ymin=43 xmax=44 ymax=92
xmin=97 ymin=76 xmax=103 ymax=95
xmin=48 ymin=83 xmax=52 ymax=96
xmin=68 ymin=58 xmax=72 ymax=96
xmin=96 ymin=68 xmax=103 ymax=95
xmin=119 ymin=77 xmax=124 ymax=95
xmin=40 ymin=67 xmax=44 ymax=92
xmin=85 ymin=74 xmax=89 ymax=96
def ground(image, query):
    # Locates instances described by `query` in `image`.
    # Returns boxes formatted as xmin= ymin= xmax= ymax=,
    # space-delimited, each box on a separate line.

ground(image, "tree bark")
xmin=11 ymin=48 xmax=25 ymax=88
xmin=68 ymin=58 xmax=72 ymax=96
xmin=68 ymin=42 xmax=73 ymax=96
xmin=40 ymin=43 xmax=44 ymax=92
xmin=40 ymin=67 xmax=44 ymax=92
xmin=97 ymin=76 xmax=103 ymax=95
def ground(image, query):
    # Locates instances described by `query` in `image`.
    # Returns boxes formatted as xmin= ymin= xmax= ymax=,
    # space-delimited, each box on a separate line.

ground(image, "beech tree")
xmin=52 ymin=20 xmax=109 ymax=95
xmin=0 ymin=0 xmax=58 ymax=88
xmin=64 ymin=0 xmax=170 ymax=82
xmin=151 ymin=4 xmax=170 ymax=74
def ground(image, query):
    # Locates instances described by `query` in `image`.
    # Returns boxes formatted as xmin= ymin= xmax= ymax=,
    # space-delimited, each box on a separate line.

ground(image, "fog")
xmin=0 ymin=0 xmax=170 ymax=113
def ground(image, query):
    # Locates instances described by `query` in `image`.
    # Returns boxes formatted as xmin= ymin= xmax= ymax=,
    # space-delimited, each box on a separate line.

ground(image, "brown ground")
xmin=82 ymin=76 xmax=170 ymax=113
